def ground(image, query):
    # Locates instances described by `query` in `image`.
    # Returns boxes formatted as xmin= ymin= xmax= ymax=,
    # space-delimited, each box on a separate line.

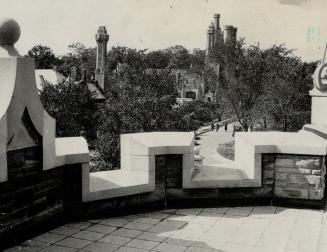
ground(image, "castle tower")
xmin=95 ymin=26 xmax=109 ymax=91
xmin=206 ymin=23 xmax=215 ymax=59
xmin=213 ymin=14 xmax=220 ymax=30
xmin=224 ymin=25 xmax=237 ymax=49
xmin=213 ymin=14 xmax=221 ymax=45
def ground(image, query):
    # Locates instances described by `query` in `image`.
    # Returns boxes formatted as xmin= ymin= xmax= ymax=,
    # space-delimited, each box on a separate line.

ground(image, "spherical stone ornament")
xmin=0 ymin=18 xmax=21 ymax=45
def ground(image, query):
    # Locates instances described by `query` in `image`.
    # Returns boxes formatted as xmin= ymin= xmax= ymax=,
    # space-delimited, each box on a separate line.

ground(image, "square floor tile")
xmin=82 ymin=241 xmax=119 ymax=252
xmin=50 ymin=226 xmax=80 ymax=236
xmin=98 ymin=234 xmax=131 ymax=245
xmin=33 ymin=233 xmax=67 ymax=244
xmin=86 ymin=224 xmax=116 ymax=234
xmin=125 ymin=238 xmax=159 ymax=250
xmin=100 ymin=218 xmax=129 ymax=227
xmin=39 ymin=245 xmax=78 ymax=252
xmin=137 ymin=231 xmax=167 ymax=242
xmin=115 ymin=246 xmax=148 ymax=252
xmin=110 ymin=228 xmax=142 ymax=238
xmin=135 ymin=217 xmax=161 ymax=225
xmin=56 ymin=237 xmax=92 ymax=249
xmin=72 ymin=230 xmax=105 ymax=241
xmin=66 ymin=222 xmax=92 ymax=230
xmin=124 ymin=221 xmax=153 ymax=231
xmin=152 ymin=242 xmax=187 ymax=252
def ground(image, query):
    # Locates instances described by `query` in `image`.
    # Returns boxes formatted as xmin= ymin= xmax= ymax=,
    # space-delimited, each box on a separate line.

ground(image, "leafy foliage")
xmin=218 ymin=41 xmax=315 ymax=132
xmin=96 ymin=66 xmax=179 ymax=168
xmin=27 ymin=45 xmax=58 ymax=69
xmin=40 ymin=80 xmax=98 ymax=140
xmin=57 ymin=42 xmax=96 ymax=79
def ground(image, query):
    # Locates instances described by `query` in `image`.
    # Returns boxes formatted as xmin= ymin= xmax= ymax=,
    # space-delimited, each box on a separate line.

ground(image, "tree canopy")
xmin=217 ymin=40 xmax=316 ymax=131
xmin=27 ymin=45 xmax=58 ymax=69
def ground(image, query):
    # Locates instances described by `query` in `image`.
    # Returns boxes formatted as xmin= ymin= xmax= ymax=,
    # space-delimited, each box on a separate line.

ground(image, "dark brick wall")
xmin=165 ymin=154 xmax=183 ymax=189
xmin=65 ymin=156 xmax=168 ymax=219
xmin=1 ymin=151 xmax=326 ymax=249
xmin=273 ymin=154 xmax=325 ymax=200
xmin=0 ymin=147 xmax=66 ymax=248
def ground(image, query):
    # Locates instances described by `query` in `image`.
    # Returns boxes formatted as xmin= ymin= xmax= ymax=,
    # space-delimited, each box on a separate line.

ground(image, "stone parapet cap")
xmin=309 ymin=88 xmax=327 ymax=97
xmin=235 ymin=131 xmax=327 ymax=155
xmin=303 ymin=124 xmax=327 ymax=140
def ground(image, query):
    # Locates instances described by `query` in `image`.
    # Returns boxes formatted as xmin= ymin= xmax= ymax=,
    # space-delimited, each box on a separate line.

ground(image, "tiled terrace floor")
xmin=5 ymin=206 xmax=327 ymax=252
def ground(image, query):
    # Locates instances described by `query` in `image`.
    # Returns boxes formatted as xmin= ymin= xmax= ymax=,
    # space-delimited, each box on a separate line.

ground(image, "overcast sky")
xmin=1 ymin=0 xmax=326 ymax=62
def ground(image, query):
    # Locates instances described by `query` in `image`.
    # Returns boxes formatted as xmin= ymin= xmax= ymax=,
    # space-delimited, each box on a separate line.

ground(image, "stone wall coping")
xmin=55 ymin=137 xmax=90 ymax=166
xmin=82 ymin=132 xmax=195 ymax=202
xmin=121 ymin=132 xmax=193 ymax=146
xmin=235 ymin=130 xmax=327 ymax=155
xmin=303 ymin=124 xmax=327 ymax=140
xmin=121 ymin=132 xmax=194 ymax=156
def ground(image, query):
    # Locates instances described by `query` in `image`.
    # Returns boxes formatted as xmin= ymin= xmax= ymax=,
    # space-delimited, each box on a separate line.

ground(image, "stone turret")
xmin=95 ymin=26 xmax=109 ymax=91
xmin=213 ymin=14 xmax=220 ymax=30
xmin=205 ymin=14 xmax=237 ymax=62
xmin=224 ymin=25 xmax=237 ymax=49
xmin=208 ymin=23 xmax=215 ymax=50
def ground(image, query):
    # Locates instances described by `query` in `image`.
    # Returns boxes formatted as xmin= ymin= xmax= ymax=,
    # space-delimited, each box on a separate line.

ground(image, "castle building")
xmin=205 ymin=14 xmax=237 ymax=63
xmin=175 ymin=13 xmax=238 ymax=104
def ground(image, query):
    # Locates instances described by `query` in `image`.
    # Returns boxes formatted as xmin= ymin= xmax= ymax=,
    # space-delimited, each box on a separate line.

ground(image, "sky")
xmin=1 ymin=0 xmax=327 ymax=62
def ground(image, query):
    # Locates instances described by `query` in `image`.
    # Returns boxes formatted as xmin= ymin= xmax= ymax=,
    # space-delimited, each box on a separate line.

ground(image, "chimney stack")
xmin=70 ymin=66 xmax=77 ymax=82
xmin=81 ymin=69 xmax=87 ymax=82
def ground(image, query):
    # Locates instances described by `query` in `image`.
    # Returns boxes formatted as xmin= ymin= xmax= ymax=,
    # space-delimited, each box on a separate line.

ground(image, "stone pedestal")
xmin=310 ymin=63 xmax=327 ymax=125
xmin=310 ymin=91 xmax=327 ymax=125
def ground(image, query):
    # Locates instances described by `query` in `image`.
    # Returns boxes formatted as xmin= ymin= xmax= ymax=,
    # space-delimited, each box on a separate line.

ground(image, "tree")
xmin=165 ymin=45 xmax=191 ymax=69
xmin=57 ymin=42 xmax=96 ymax=79
xmin=40 ymin=80 xmax=98 ymax=140
xmin=146 ymin=50 xmax=170 ymax=69
xmin=108 ymin=46 xmax=147 ymax=73
xmin=219 ymin=40 xmax=265 ymax=130
xmin=219 ymin=41 xmax=315 ymax=132
xmin=96 ymin=66 xmax=178 ymax=168
xmin=27 ymin=45 xmax=58 ymax=69
xmin=173 ymin=100 xmax=221 ymax=131
xmin=189 ymin=48 xmax=206 ymax=74
xmin=258 ymin=45 xmax=313 ymax=131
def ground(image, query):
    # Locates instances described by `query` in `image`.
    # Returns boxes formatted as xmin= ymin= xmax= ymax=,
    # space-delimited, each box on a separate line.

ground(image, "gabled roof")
xmin=86 ymin=83 xmax=106 ymax=100
xmin=35 ymin=69 xmax=106 ymax=101
xmin=35 ymin=69 xmax=67 ymax=90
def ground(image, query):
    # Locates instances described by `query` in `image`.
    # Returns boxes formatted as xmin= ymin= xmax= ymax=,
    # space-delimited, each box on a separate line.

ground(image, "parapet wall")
xmin=1 ymin=18 xmax=327 ymax=250
xmin=2 ymin=150 xmax=327 ymax=249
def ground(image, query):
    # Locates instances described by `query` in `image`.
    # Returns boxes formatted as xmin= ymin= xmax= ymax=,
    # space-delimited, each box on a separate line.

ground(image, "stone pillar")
xmin=310 ymin=63 xmax=327 ymax=125
xmin=95 ymin=26 xmax=109 ymax=91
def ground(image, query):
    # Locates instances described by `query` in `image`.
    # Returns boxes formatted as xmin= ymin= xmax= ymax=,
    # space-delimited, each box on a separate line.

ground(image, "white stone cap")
xmin=121 ymin=132 xmax=195 ymax=156
xmin=126 ymin=132 xmax=194 ymax=147
xmin=236 ymin=131 xmax=327 ymax=155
